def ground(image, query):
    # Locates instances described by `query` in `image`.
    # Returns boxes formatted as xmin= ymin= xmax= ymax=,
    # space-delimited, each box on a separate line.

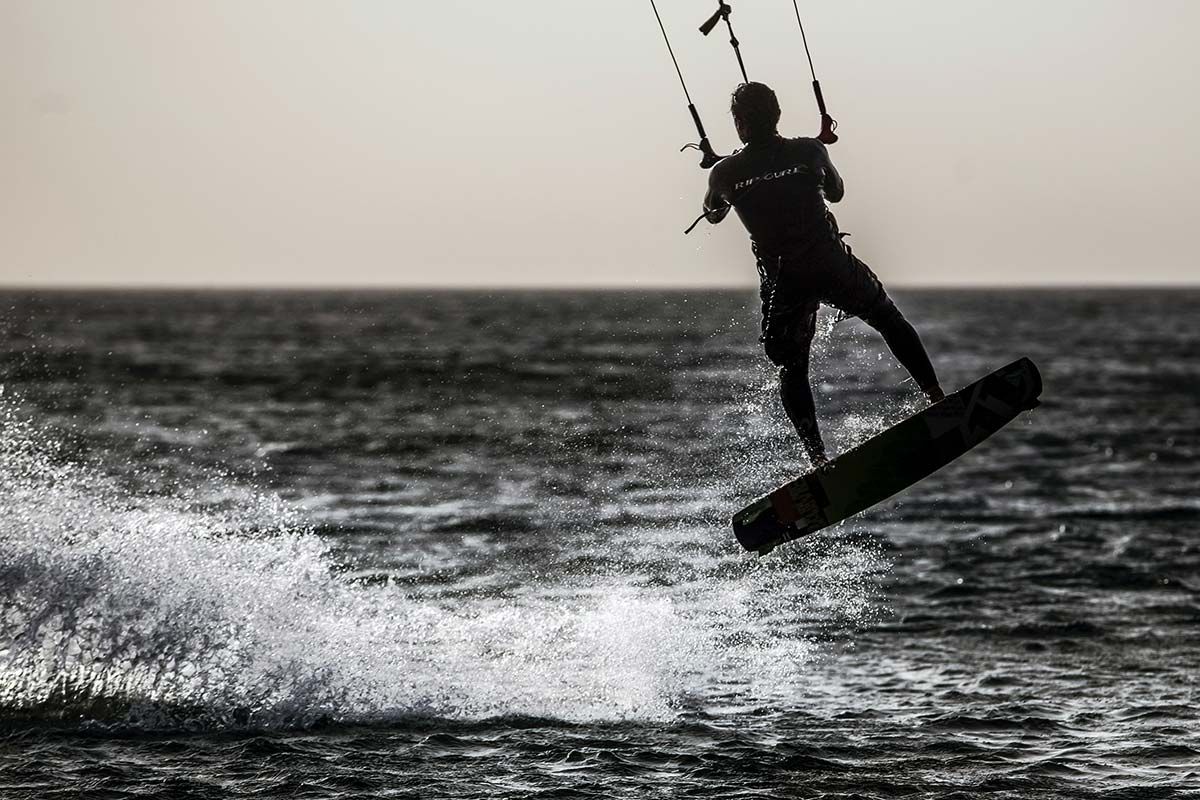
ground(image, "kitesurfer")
xmin=704 ymin=82 xmax=945 ymax=467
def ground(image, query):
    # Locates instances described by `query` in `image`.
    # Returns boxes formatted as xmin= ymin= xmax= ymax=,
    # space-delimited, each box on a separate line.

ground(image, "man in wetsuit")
xmin=704 ymin=82 xmax=944 ymax=467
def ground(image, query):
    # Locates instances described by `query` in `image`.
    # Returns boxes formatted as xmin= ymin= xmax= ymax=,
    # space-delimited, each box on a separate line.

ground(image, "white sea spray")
xmin=0 ymin=396 xmax=886 ymax=730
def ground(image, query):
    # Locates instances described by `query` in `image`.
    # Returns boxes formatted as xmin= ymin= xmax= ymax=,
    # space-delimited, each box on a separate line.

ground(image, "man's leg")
xmin=861 ymin=299 xmax=945 ymax=402
xmin=762 ymin=306 xmax=828 ymax=465
xmin=818 ymin=242 xmax=945 ymax=403
xmin=778 ymin=348 xmax=828 ymax=466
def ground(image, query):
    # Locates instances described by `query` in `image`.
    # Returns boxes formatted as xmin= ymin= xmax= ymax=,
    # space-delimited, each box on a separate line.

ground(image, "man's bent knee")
xmin=764 ymin=337 xmax=810 ymax=369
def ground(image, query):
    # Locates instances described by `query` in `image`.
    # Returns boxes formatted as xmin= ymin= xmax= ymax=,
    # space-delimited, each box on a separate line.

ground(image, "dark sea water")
xmin=0 ymin=288 xmax=1197 ymax=799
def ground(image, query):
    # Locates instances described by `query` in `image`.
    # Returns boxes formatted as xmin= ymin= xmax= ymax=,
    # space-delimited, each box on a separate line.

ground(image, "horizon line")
xmin=1 ymin=282 xmax=1197 ymax=293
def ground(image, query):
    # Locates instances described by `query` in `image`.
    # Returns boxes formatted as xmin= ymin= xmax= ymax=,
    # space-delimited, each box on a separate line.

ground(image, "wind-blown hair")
xmin=730 ymin=82 xmax=781 ymax=143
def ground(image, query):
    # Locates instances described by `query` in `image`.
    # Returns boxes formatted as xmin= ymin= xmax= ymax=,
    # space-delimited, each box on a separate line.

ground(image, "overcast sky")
xmin=2 ymin=0 xmax=1197 ymax=287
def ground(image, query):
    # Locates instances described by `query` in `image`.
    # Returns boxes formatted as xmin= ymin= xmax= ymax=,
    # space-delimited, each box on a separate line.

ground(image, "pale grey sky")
xmin=2 ymin=0 xmax=1197 ymax=287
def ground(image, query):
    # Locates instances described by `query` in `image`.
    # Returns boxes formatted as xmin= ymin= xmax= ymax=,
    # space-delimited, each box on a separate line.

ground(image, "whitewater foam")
xmin=0 ymin=398 xmax=885 ymax=730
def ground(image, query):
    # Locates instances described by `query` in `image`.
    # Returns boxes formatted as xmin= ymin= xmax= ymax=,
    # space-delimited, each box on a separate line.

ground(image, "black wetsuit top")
xmin=703 ymin=135 xmax=844 ymax=257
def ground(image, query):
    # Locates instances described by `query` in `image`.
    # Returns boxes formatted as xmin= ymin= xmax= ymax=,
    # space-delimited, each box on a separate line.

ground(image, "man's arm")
xmin=815 ymin=141 xmax=844 ymax=203
xmin=703 ymin=167 xmax=731 ymax=224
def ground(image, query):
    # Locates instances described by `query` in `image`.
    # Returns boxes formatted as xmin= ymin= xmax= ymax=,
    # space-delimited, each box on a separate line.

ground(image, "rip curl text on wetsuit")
xmin=704 ymin=136 xmax=842 ymax=256
xmin=733 ymin=164 xmax=812 ymax=192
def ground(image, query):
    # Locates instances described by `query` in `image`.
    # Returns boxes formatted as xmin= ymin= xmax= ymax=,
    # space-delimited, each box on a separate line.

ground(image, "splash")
xmin=0 ymin=396 xmax=885 ymax=731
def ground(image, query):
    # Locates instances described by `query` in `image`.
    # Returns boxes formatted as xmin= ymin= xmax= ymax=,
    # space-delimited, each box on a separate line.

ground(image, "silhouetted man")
xmin=704 ymin=82 xmax=944 ymax=467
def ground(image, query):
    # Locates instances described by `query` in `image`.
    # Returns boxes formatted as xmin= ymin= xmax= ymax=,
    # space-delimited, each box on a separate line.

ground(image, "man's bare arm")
xmin=703 ymin=169 xmax=732 ymax=224
xmin=816 ymin=141 xmax=844 ymax=203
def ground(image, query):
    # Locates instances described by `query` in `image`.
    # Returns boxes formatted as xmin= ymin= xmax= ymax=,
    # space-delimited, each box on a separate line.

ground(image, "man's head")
xmin=731 ymin=82 xmax=781 ymax=145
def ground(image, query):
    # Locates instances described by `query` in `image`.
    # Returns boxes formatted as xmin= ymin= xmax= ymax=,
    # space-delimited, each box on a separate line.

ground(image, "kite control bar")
xmin=812 ymin=80 xmax=838 ymax=145
xmin=649 ymin=0 xmax=725 ymax=168
xmin=792 ymin=0 xmax=839 ymax=144
xmin=699 ymin=0 xmax=839 ymax=146
xmin=683 ymin=106 xmax=723 ymax=169
xmin=647 ymin=0 xmax=840 ymax=174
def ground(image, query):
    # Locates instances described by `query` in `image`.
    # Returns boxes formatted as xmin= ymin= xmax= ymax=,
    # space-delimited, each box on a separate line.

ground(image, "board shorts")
xmin=755 ymin=229 xmax=890 ymax=368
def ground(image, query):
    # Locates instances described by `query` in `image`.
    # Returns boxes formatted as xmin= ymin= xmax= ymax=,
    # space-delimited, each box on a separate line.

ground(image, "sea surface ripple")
xmin=0 ymin=288 xmax=1197 ymax=798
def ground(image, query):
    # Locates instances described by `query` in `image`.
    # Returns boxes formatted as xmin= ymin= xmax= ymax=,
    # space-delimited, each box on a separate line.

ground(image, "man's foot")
xmin=809 ymin=450 xmax=832 ymax=473
xmin=924 ymin=384 xmax=946 ymax=404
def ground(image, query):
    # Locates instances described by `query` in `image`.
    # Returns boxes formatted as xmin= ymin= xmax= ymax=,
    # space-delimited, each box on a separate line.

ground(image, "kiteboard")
xmin=732 ymin=357 xmax=1043 ymax=554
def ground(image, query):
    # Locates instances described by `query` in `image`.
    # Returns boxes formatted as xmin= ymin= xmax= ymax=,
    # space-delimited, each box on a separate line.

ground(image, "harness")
xmin=757 ymin=223 xmax=855 ymax=345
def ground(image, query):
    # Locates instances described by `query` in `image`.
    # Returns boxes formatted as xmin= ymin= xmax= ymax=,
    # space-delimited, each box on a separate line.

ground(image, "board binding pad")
xmin=732 ymin=357 xmax=1042 ymax=555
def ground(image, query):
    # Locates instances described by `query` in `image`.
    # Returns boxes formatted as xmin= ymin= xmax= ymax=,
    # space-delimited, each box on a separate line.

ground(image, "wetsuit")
xmin=704 ymin=134 xmax=939 ymax=460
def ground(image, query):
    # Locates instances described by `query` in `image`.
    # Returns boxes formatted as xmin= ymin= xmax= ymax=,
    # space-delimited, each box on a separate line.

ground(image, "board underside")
xmin=732 ymin=357 xmax=1043 ymax=554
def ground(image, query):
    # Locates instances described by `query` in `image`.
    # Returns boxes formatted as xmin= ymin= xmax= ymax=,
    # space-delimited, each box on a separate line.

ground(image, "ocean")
xmin=0 ymin=288 xmax=1197 ymax=798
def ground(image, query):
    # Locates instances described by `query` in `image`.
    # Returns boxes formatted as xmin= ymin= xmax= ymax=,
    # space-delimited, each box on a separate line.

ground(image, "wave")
xmin=0 ymin=398 xmax=886 ymax=732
